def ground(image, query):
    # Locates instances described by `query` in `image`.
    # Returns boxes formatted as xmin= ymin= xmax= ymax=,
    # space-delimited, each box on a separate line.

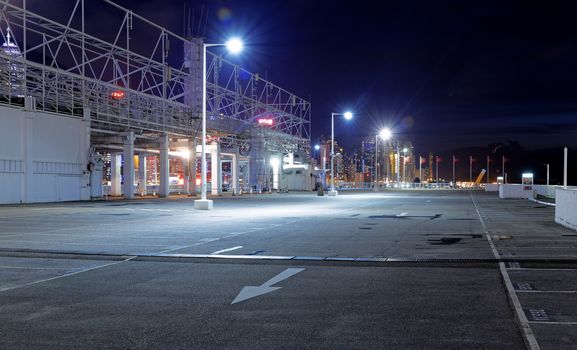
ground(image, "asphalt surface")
xmin=0 ymin=190 xmax=576 ymax=349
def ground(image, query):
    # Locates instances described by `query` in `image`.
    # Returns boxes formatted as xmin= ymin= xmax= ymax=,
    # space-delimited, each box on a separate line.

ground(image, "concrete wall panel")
xmin=0 ymin=173 xmax=22 ymax=204
xmin=555 ymin=188 xmax=577 ymax=231
xmin=0 ymin=105 xmax=88 ymax=203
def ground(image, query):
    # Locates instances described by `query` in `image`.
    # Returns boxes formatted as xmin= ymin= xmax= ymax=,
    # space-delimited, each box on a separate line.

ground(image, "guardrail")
xmin=336 ymin=182 xmax=481 ymax=190
xmin=102 ymin=185 xmax=189 ymax=196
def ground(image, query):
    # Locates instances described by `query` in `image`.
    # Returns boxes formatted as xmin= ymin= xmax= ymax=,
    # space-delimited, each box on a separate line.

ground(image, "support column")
xmin=183 ymin=148 xmax=190 ymax=195
xmin=122 ymin=131 xmax=135 ymax=199
xmin=190 ymin=139 xmax=197 ymax=196
xmin=138 ymin=153 xmax=147 ymax=196
xmin=111 ymin=154 xmax=122 ymax=196
xmin=232 ymin=152 xmax=239 ymax=194
xmin=159 ymin=134 xmax=169 ymax=197
xmin=22 ymin=115 xmax=34 ymax=203
xmin=211 ymin=141 xmax=221 ymax=195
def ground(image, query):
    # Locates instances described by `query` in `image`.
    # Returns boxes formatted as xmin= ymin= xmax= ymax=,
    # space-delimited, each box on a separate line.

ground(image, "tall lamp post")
xmin=402 ymin=147 xmax=408 ymax=182
xmin=328 ymin=111 xmax=353 ymax=196
xmin=194 ymin=38 xmax=243 ymax=210
xmin=375 ymin=128 xmax=392 ymax=189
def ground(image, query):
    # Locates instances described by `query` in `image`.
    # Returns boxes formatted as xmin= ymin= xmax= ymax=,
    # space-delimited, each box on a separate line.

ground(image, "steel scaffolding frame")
xmin=0 ymin=0 xmax=311 ymax=154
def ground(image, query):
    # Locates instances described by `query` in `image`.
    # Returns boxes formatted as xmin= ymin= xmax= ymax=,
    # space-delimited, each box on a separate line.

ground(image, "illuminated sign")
xmin=258 ymin=118 xmax=274 ymax=126
xmin=111 ymin=90 xmax=125 ymax=100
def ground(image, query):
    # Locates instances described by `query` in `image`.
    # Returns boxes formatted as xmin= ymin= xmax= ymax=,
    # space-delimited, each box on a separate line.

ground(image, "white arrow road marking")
xmin=211 ymin=246 xmax=243 ymax=255
xmin=231 ymin=268 xmax=305 ymax=304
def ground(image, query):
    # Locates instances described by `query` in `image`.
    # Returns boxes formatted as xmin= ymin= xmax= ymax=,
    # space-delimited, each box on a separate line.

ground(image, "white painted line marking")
xmin=0 ymin=257 xmax=135 ymax=292
xmin=528 ymin=321 xmax=577 ymax=325
xmin=509 ymin=268 xmax=577 ymax=272
xmin=470 ymin=193 xmax=541 ymax=350
xmin=212 ymin=246 xmax=243 ymax=255
xmin=156 ymin=239 xmax=219 ymax=254
xmin=0 ymin=266 xmax=64 ymax=270
xmin=396 ymin=212 xmax=408 ymax=217
xmin=232 ymin=268 xmax=305 ymax=304
xmin=516 ymin=290 xmax=577 ymax=294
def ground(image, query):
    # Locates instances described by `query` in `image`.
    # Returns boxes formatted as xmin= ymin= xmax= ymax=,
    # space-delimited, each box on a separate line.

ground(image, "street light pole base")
xmin=327 ymin=190 xmax=338 ymax=196
xmin=194 ymin=199 xmax=213 ymax=210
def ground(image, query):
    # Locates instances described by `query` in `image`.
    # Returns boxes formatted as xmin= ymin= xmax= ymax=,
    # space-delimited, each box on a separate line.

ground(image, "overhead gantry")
xmin=0 ymin=0 xmax=311 ymax=203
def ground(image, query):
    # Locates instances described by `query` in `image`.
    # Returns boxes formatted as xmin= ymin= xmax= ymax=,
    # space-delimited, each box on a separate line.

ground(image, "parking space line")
xmin=528 ymin=321 xmax=577 ymax=325
xmin=0 ymin=265 xmax=64 ymax=270
xmin=471 ymin=193 xmax=541 ymax=350
xmin=212 ymin=246 xmax=243 ymax=255
xmin=516 ymin=290 xmax=577 ymax=294
xmin=507 ymin=268 xmax=577 ymax=271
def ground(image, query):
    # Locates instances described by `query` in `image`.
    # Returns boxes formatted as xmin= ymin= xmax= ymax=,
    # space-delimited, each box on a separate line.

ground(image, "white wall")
xmin=499 ymin=184 xmax=533 ymax=199
xmin=485 ymin=184 xmax=499 ymax=192
xmin=533 ymin=185 xmax=577 ymax=198
xmin=555 ymin=188 xmax=577 ymax=231
xmin=282 ymin=166 xmax=314 ymax=191
xmin=0 ymin=105 xmax=89 ymax=203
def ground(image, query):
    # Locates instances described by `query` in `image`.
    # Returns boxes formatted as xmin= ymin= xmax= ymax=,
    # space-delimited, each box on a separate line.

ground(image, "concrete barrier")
xmin=532 ymin=185 xmax=577 ymax=199
xmin=499 ymin=184 xmax=532 ymax=199
xmin=485 ymin=184 xmax=499 ymax=192
xmin=555 ymin=188 xmax=577 ymax=231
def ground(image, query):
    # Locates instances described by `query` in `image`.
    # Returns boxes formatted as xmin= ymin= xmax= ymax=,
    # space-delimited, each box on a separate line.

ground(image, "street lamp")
xmin=374 ymin=128 xmax=392 ymax=188
xmin=194 ymin=38 xmax=244 ymax=210
xmin=402 ymin=147 xmax=408 ymax=182
xmin=328 ymin=111 xmax=353 ymax=196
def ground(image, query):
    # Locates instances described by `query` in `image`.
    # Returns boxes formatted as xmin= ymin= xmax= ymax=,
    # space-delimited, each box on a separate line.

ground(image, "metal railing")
xmin=336 ymin=182 xmax=481 ymax=190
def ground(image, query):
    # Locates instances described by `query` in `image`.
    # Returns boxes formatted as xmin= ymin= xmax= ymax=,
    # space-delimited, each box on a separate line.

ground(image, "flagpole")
xmin=486 ymin=155 xmax=490 ymax=184
xmin=436 ymin=156 xmax=439 ymax=183
xmin=469 ymin=156 xmax=472 ymax=183
xmin=502 ymin=155 xmax=505 ymax=183
xmin=452 ymin=155 xmax=456 ymax=184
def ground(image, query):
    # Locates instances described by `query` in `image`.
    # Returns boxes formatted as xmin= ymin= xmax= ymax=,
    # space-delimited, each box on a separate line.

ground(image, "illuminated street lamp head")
xmin=343 ymin=111 xmax=353 ymax=120
xmin=314 ymin=144 xmax=320 ymax=150
xmin=402 ymin=147 xmax=408 ymax=153
xmin=379 ymin=128 xmax=392 ymax=140
xmin=225 ymin=38 xmax=244 ymax=54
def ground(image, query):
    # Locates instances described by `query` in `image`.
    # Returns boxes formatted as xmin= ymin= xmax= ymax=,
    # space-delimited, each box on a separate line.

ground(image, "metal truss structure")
xmin=0 ymin=0 xmax=311 ymax=155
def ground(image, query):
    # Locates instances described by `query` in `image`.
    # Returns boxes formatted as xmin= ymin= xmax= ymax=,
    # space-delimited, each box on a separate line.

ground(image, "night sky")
xmin=29 ymin=0 xmax=577 ymax=182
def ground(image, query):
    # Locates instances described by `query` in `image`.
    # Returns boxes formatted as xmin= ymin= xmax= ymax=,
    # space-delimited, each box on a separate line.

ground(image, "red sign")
xmin=111 ymin=90 xmax=125 ymax=100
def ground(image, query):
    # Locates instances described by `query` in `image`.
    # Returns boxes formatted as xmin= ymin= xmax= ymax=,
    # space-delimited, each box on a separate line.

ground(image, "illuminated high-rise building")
xmin=0 ymin=28 xmax=24 ymax=97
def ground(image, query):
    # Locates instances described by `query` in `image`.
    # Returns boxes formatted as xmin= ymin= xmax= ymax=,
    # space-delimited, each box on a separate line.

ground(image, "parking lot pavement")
xmin=0 ymin=257 xmax=523 ymax=349
xmin=472 ymin=192 xmax=577 ymax=350
xmin=0 ymin=191 xmax=576 ymax=349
